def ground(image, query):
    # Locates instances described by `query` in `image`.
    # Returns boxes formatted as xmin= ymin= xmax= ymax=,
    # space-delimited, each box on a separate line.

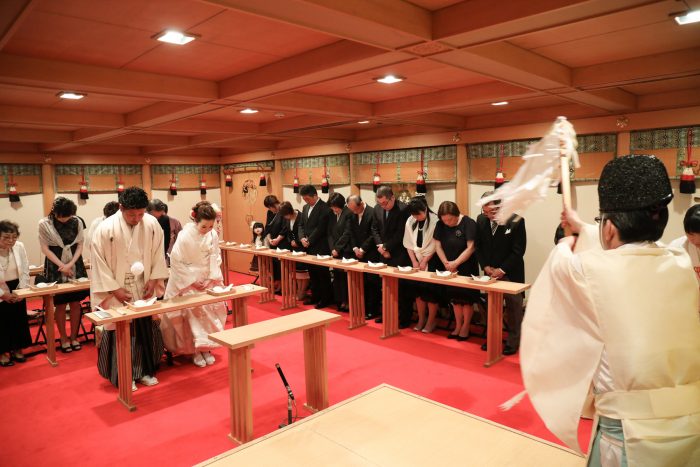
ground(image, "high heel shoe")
xmin=456 ymin=334 xmax=469 ymax=342
xmin=413 ymin=321 xmax=426 ymax=332
xmin=421 ymin=323 xmax=437 ymax=334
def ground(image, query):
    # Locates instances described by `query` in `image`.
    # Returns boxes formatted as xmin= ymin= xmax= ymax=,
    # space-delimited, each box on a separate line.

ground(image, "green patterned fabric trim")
xmin=630 ymin=126 xmax=700 ymax=151
xmin=151 ymin=165 xmax=220 ymax=175
xmin=0 ymin=164 xmax=42 ymax=176
xmin=353 ymin=145 xmax=456 ymax=165
xmin=55 ymin=165 xmax=142 ymax=175
xmin=469 ymin=133 xmax=616 ymax=158
xmin=222 ymin=161 xmax=275 ymax=171
xmin=280 ymin=154 xmax=348 ymax=170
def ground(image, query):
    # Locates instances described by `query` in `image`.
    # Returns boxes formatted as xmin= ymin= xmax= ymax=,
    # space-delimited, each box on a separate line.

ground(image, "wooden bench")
xmin=85 ymin=285 xmax=267 ymax=411
xmin=208 ymin=309 xmax=341 ymax=444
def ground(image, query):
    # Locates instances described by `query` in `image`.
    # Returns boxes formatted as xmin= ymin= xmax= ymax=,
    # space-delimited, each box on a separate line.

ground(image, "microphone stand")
xmin=275 ymin=363 xmax=295 ymax=428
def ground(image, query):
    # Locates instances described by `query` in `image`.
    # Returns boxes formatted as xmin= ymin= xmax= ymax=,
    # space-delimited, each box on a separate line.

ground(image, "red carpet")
xmin=1 ymin=273 xmax=590 ymax=466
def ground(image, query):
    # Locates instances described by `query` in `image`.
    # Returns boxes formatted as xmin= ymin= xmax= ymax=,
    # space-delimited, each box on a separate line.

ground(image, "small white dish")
xmin=397 ymin=266 xmax=413 ymax=272
xmin=316 ymin=254 xmax=331 ymax=260
xmin=132 ymin=297 xmax=157 ymax=308
xmin=368 ymin=261 xmax=386 ymax=268
xmin=341 ymin=258 xmax=358 ymax=264
xmin=35 ymin=281 xmax=57 ymax=288
xmin=470 ymin=275 xmax=492 ymax=282
xmin=238 ymin=284 xmax=255 ymax=291
xmin=291 ymin=251 xmax=306 ymax=256
xmin=276 ymin=248 xmax=290 ymax=254
xmin=436 ymin=270 xmax=453 ymax=277
xmin=238 ymin=243 xmax=251 ymax=248
xmin=211 ymin=284 xmax=234 ymax=293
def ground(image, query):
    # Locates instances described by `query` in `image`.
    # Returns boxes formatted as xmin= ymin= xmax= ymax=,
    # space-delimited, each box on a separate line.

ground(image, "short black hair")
xmin=683 ymin=205 xmax=700 ymax=234
xmin=328 ymin=192 xmax=346 ymax=209
xmin=119 ymin=187 xmax=149 ymax=210
xmin=50 ymin=196 xmax=77 ymax=218
xmin=299 ymin=185 xmax=317 ymax=196
xmin=103 ymin=201 xmax=119 ymax=217
xmin=263 ymin=195 xmax=280 ymax=208
xmin=605 ymin=207 xmax=668 ymax=243
xmin=407 ymin=196 xmax=428 ymax=215
xmin=0 ymin=220 xmax=19 ymax=236
xmin=376 ymin=186 xmax=393 ymax=199
xmin=147 ymin=199 xmax=168 ymax=213
xmin=279 ymin=201 xmax=295 ymax=217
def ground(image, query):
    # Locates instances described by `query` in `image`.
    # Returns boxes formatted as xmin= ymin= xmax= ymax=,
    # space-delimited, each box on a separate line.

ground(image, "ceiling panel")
xmin=314 ymin=81 xmax=438 ymax=102
xmin=448 ymin=95 xmax=576 ymax=117
xmin=0 ymin=85 xmax=155 ymax=113
xmin=195 ymin=107 xmax=303 ymax=123
xmin=621 ymin=75 xmax=700 ymax=95
xmin=405 ymin=0 xmax=464 ymax=11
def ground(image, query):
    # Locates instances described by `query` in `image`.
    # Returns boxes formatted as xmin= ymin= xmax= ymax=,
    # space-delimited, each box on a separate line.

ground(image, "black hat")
xmin=598 ymin=155 xmax=673 ymax=213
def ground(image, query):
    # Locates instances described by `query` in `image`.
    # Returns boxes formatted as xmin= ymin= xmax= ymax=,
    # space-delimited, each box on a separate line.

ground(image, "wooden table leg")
xmin=221 ymin=250 xmax=229 ymax=286
xmin=231 ymin=297 xmax=248 ymax=327
xmin=381 ymin=275 xmax=400 ymax=339
xmin=280 ymin=259 xmax=297 ymax=310
xmin=485 ymin=291 xmax=505 ymax=367
xmin=44 ymin=295 xmax=58 ymax=367
xmin=257 ymin=256 xmax=275 ymax=303
xmin=347 ymin=270 xmax=366 ymax=329
xmin=227 ymin=346 xmax=253 ymax=444
xmin=116 ymin=320 xmax=136 ymax=411
xmin=303 ymin=325 xmax=329 ymax=412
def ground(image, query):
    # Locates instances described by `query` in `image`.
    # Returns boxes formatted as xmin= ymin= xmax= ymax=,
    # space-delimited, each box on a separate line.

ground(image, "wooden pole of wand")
xmin=559 ymin=125 xmax=573 ymax=237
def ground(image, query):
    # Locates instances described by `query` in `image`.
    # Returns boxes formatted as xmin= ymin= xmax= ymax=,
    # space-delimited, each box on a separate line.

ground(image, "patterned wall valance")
xmin=221 ymin=161 xmax=275 ymax=173
xmin=1 ymin=164 xmax=42 ymax=195
xmin=281 ymin=154 xmax=348 ymax=170
xmin=630 ymin=126 xmax=700 ymax=177
xmin=352 ymin=145 xmax=457 ymax=184
xmin=468 ymin=133 xmax=617 ymax=183
xmin=151 ymin=164 xmax=221 ymax=190
xmin=151 ymin=165 xmax=220 ymax=175
xmin=55 ymin=164 xmax=142 ymax=176
xmin=353 ymin=145 xmax=456 ymax=165
xmin=56 ymin=165 xmax=143 ymax=193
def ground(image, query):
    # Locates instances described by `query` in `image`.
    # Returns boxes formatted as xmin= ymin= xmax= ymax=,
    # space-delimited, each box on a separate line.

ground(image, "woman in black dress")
xmin=0 ymin=220 xmax=32 ymax=366
xmin=38 ymin=197 xmax=89 ymax=353
xmin=263 ymin=195 xmax=289 ymax=293
xmin=433 ymin=201 xmax=479 ymax=341
xmin=279 ymin=201 xmax=309 ymax=301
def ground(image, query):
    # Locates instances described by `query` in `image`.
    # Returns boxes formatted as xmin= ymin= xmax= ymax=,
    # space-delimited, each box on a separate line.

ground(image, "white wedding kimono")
xmin=160 ymin=223 xmax=226 ymax=354
xmin=521 ymin=225 xmax=700 ymax=466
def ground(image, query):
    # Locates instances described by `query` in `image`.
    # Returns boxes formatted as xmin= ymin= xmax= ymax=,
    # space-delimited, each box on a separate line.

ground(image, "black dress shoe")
xmin=302 ymin=298 xmax=316 ymax=305
xmin=398 ymin=322 xmax=411 ymax=329
xmin=503 ymin=345 xmax=518 ymax=356
xmin=480 ymin=343 xmax=487 ymax=351
xmin=374 ymin=317 xmax=383 ymax=324
xmin=456 ymin=335 xmax=469 ymax=342
xmin=12 ymin=353 xmax=26 ymax=363
xmin=447 ymin=334 xmax=460 ymax=340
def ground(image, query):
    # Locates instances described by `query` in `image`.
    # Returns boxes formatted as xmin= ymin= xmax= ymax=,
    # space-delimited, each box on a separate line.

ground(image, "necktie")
xmin=491 ymin=221 xmax=498 ymax=236
xmin=384 ymin=209 xmax=389 ymax=221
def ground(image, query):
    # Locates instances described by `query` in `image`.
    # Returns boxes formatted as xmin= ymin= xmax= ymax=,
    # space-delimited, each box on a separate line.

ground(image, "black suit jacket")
xmin=263 ymin=210 xmax=289 ymax=249
xmin=299 ymin=199 xmax=331 ymax=255
xmin=371 ymin=201 xmax=410 ymax=267
xmin=348 ymin=204 xmax=378 ymax=262
xmin=327 ymin=207 xmax=353 ymax=257
xmin=475 ymin=214 xmax=526 ymax=283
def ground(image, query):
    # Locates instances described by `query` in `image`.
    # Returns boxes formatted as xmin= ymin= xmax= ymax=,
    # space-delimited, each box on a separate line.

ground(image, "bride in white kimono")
xmin=160 ymin=201 xmax=227 ymax=367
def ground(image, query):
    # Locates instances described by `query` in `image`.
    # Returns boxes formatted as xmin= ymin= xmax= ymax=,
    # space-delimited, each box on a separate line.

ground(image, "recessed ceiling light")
xmin=673 ymin=10 xmax=700 ymax=25
xmin=57 ymin=91 xmax=86 ymax=100
xmin=154 ymin=30 xmax=197 ymax=45
xmin=491 ymin=101 xmax=509 ymax=106
xmin=239 ymin=108 xmax=258 ymax=114
xmin=375 ymin=75 xmax=404 ymax=84
xmin=357 ymin=120 xmax=370 ymax=124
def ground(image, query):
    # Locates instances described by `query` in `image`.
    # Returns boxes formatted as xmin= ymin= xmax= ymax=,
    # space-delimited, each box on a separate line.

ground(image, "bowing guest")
xmin=147 ymin=199 xmax=183 ymax=262
xmin=280 ymin=202 xmax=310 ymax=301
xmin=0 ymin=221 xmax=31 ymax=366
xmin=403 ymin=197 xmax=440 ymax=333
xmin=262 ymin=195 xmax=288 ymax=293
xmin=84 ymin=201 xmax=119 ymax=265
xmin=298 ymin=185 xmax=333 ymax=308
xmin=371 ymin=186 xmax=412 ymax=328
xmin=347 ymin=195 xmax=380 ymax=319
xmin=160 ymin=202 xmax=226 ymax=368
xmin=475 ymin=191 xmax=526 ymax=355
xmin=91 ymin=187 xmax=169 ymax=391
xmin=38 ymin=197 xmax=89 ymax=353
xmin=327 ymin=192 xmax=353 ymax=312
xmin=669 ymin=204 xmax=700 ymax=286
xmin=434 ymin=201 xmax=480 ymax=340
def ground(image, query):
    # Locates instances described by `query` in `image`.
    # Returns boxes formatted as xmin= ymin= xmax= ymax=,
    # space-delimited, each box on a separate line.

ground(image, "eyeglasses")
xmin=594 ymin=216 xmax=604 ymax=224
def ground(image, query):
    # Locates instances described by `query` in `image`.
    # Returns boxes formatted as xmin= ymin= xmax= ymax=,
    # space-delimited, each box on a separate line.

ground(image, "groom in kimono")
xmin=521 ymin=155 xmax=700 ymax=466
xmin=91 ymin=187 xmax=169 ymax=391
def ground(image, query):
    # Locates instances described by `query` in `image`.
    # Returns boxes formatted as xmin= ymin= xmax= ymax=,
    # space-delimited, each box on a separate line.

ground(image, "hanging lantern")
xmin=321 ymin=157 xmax=330 ymax=194
xmin=200 ymin=169 xmax=207 ymax=195
xmin=680 ymin=128 xmax=696 ymax=194
xmin=79 ymin=168 xmax=89 ymax=200
xmin=416 ymin=149 xmax=427 ymax=194
xmin=293 ymin=159 xmax=300 ymax=193
xmin=259 ymin=172 xmax=267 ymax=187
xmin=169 ymin=173 xmax=177 ymax=196
xmin=7 ymin=167 xmax=20 ymax=203
xmin=373 ymin=154 xmax=381 ymax=192
xmin=225 ymin=172 xmax=233 ymax=188
xmin=495 ymin=144 xmax=505 ymax=189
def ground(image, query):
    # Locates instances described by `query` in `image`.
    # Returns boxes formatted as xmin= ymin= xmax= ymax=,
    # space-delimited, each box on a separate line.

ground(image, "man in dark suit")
xmin=371 ymin=186 xmax=412 ymax=328
xmin=476 ymin=191 xmax=526 ymax=355
xmin=298 ymin=185 xmax=333 ymax=308
xmin=327 ymin=192 xmax=353 ymax=312
xmin=347 ymin=194 xmax=381 ymax=319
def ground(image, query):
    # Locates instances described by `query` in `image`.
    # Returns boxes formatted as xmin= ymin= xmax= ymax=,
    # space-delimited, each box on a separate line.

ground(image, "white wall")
xmin=151 ymin=188 xmax=221 ymax=228
xmin=0 ymin=194 xmax=45 ymax=265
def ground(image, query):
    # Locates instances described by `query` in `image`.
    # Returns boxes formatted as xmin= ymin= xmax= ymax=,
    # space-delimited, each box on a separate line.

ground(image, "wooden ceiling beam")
xmin=252 ymin=92 xmax=372 ymax=117
xmin=0 ymin=104 xmax=124 ymax=128
xmin=0 ymin=0 xmax=35 ymax=49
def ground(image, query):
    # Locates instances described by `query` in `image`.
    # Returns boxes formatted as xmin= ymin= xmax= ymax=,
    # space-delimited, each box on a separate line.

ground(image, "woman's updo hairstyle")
xmin=191 ymin=201 xmax=217 ymax=223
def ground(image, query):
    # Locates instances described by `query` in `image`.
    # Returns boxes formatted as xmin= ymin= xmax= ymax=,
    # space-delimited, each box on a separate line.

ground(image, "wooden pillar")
xmin=348 ymin=151 xmax=360 ymax=196
xmin=220 ymin=167 xmax=230 ymax=241
xmin=41 ymin=163 xmax=55 ymax=216
xmin=617 ymin=131 xmax=631 ymax=156
xmin=142 ymin=164 xmax=152 ymax=198
xmin=456 ymin=144 xmax=468 ymax=211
